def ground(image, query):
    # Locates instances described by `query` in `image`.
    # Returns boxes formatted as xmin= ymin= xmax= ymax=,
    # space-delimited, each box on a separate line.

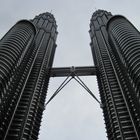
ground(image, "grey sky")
xmin=0 ymin=0 xmax=140 ymax=140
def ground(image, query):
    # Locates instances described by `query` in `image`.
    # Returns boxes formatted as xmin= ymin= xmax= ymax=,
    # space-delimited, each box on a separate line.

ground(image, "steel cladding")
xmin=89 ymin=10 xmax=140 ymax=139
xmin=0 ymin=13 xmax=57 ymax=140
xmin=0 ymin=9 xmax=140 ymax=140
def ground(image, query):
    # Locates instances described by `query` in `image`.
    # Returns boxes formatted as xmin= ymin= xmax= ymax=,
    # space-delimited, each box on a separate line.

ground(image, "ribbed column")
xmin=107 ymin=16 xmax=140 ymax=138
xmin=89 ymin=10 xmax=139 ymax=139
xmin=107 ymin=15 xmax=140 ymax=102
xmin=0 ymin=20 xmax=36 ymax=93
xmin=3 ymin=13 xmax=58 ymax=140
xmin=0 ymin=20 xmax=36 ymax=139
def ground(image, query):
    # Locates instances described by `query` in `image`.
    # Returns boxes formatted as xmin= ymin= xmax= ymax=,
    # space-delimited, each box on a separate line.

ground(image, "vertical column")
xmin=0 ymin=20 xmax=36 ymax=139
xmin=107 ymin=16 xmax=140 ymax=137
xmin=89 ymin=10 xmax=139 ymax=139
xmin=3 ymin=13 xmax=58 ymax=140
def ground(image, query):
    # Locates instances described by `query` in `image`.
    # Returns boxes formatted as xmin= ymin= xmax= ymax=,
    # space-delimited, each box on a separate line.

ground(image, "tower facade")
xmin=1 ymin=9 xmax=140 ymax=140
xmin=0 ymin=13 xmax=57 ymax=140
xmin=89 ymin=10 xmax=140 ymax=139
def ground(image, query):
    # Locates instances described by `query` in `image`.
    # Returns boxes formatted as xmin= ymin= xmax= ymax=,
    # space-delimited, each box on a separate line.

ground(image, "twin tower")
xmin=0 ymin=10 xmax=140 ymax=140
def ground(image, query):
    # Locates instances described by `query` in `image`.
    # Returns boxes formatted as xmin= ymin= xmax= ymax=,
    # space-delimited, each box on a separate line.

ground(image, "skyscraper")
xmin=0 ymin=13 xmax=57 ymax=140
xmin=89 ymin=10 xmax=140 ymax=139
xmin=1 ymin=9 xmax=140 ymax=140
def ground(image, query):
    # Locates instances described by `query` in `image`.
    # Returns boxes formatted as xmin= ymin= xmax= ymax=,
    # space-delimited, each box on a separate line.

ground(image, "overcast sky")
xmin=0 ymin=0 xmax=140 ymax=140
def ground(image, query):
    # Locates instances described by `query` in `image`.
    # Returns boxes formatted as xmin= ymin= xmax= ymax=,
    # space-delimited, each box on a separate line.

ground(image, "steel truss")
xmin=46 ymin=66 xmax=102 ymax=108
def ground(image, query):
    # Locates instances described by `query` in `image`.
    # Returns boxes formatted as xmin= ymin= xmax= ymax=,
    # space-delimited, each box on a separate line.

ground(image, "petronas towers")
xmin=89 ymin=10 xmax=140 ymax=139
xmin=0 ymin=9 xmax=140 ymax=140
xmin=0 ymin=13 xmax=57 ymax=139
